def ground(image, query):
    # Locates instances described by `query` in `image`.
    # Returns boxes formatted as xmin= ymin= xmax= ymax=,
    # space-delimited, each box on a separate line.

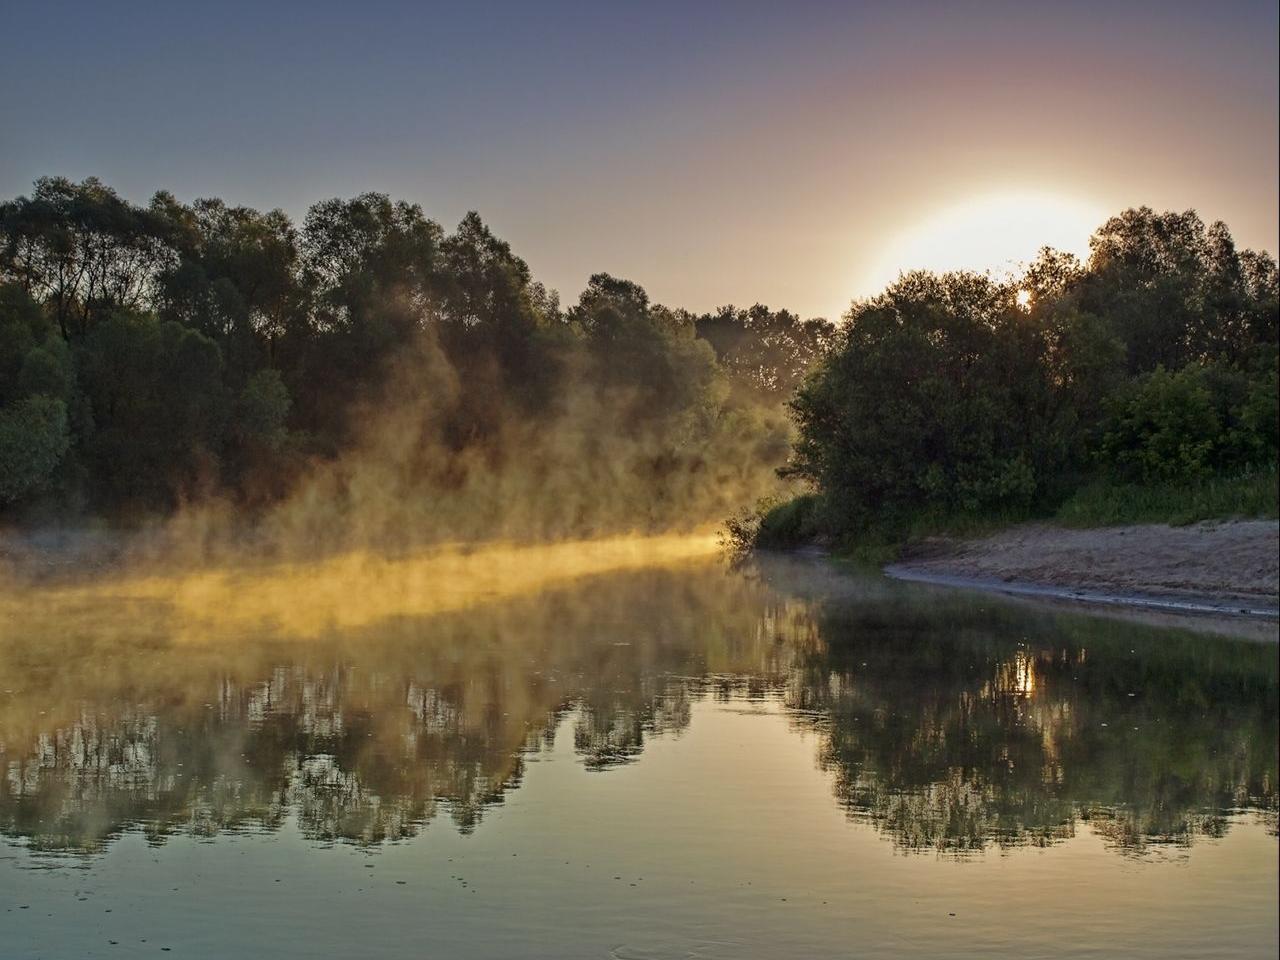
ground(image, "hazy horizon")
xmin=3 ymin=0 xmax=1277 ymax=320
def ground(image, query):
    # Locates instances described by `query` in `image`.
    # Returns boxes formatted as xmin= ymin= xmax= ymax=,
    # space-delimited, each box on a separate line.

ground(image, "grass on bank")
xmin=1054 ymin=464 xmax=1278 ymax=527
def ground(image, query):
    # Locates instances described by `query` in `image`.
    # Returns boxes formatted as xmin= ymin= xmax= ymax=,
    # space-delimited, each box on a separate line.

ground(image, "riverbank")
xmin=886 ymin=520 xmax=1279 ymax=625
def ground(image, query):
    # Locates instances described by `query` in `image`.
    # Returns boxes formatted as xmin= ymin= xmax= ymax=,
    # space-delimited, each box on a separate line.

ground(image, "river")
xmin=1 ymin=545 xmax=1276 ymax=958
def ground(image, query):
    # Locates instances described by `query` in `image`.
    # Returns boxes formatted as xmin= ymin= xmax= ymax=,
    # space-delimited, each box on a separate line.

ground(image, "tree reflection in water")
xmin=1 ymin=555 xmax=1275 ymax=855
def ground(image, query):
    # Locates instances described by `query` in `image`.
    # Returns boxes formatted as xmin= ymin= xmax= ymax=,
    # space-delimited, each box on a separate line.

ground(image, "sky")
xmin=1 ymin=0 xmax=1276 ymax=320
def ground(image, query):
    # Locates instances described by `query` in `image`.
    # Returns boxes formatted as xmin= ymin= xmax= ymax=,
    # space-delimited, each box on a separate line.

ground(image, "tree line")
xmin=0 ymin=176 xmax=829 ymax=521
xmin=3 ymin=178 xmax=1275 ymax=541
xmin=746 ymin=207 xmax=1278 ymax=547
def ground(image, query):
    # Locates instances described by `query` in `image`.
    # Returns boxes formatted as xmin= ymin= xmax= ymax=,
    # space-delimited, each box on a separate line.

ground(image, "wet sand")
xmin=887 ymin=520 xmax=1279 ymax=633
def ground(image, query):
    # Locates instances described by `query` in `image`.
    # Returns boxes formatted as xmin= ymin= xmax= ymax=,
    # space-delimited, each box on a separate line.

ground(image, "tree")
xmin=571 ymin=273 xmax=723 ymax=431
xmin=77 ymin=312 xmax=227 ymax=506
xmin=0 ymin=177 xmax=176 ymax=338
xmin=1081 ymin=208 xmax=1277 ymax=370
xmin=0 ymin=283 xmax=74 ymax=503
xmin=0 ymin=395 xmax=69 ymax=503
xmin=155 ymin=196 xmax=304 ymax=375
xmin=787 ymin=272 xmax=1059 ymax=533
xmin=696 ymin=304 xmax=832 ymax=398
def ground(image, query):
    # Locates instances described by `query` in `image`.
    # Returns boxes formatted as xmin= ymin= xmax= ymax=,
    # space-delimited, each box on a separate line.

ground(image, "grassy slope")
xmin=1054 ymin=464 xmax=1278 ymax=528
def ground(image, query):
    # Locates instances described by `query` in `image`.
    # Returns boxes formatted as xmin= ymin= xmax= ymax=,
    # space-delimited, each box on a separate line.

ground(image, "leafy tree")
xmin=77 ymin=312 xmax=227 ymax=506
xmin=1080 ymin=208 xmax=1277 ymax=370
xmin=0 ymin=177 xmax=176 ymax=338
xmin=290 ymin=194 xmax=445 ymax=442
xmin=436 ymin=211 xmax=554 ymax=421
xmin=0 ymin=283 xmax=74 ymax=502
xmin=0 ymin=395 xmax=70 ymax=503
xmin=787 ymin=272 xmax=1059 ymax=533
xmin=696 ymin=304 xmax=833 ymax=398
xmin=571 ymin=273 xmax=722 ymax=431
xmin=155 ymin=196 xmax=304 ymax=374
xmin=1100 ymin=361 xmax=1279 ymax=482
xmin=438 ymin=211 xmax=533 ymax=332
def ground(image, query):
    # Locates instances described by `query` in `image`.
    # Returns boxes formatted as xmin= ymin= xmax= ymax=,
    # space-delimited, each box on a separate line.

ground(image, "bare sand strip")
xmin=886 ymin=520 xmax=1280 ymax=628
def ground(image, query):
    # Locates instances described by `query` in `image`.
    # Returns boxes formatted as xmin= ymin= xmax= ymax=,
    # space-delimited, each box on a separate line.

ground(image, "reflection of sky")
xmin=1 ymin=699 xmax=1276 ymax=960
xmin=2 ymin=1 xmax=1275 ymax=320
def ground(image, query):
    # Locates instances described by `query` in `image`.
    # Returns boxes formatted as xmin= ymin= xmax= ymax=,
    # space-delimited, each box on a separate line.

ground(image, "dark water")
xmin=1 ymin=552 xmax=1276 ymax=959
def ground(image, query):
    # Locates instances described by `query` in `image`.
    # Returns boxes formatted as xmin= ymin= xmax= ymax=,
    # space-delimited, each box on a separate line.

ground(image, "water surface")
xmin=2 ymin=549 xmax=1276 ymax=958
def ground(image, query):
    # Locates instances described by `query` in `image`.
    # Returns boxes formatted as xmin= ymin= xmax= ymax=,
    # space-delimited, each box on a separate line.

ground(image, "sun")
xmin=858 ymin=190 xmax=1107 ymax=298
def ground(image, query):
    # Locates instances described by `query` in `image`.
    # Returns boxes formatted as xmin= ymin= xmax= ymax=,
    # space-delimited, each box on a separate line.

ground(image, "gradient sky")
xmin=2 ymin=0 xmax=1276 ymax=319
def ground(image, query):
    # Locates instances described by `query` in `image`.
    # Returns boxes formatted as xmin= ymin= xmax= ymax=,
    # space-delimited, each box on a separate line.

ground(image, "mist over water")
xmin=5 ymin=534 xmax=723 ymax=644
xmin=72 ymin=310 xmax=795 ymax=577
xmin=241 ymin=335 xmax=779 ymax=553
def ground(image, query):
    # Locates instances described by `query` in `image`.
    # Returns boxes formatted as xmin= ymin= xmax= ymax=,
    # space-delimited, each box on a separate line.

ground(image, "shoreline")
xmin=884 ymin=564 xmax=1279 ymax=619
xmin=883 ymin=519 xmax=1279 ymax=636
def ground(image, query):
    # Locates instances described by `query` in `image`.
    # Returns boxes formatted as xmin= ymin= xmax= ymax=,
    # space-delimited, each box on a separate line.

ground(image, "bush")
xmin=77 ymin=313 xmax=228 ymax=506
xmin=786 ymin=272 xmax=1065 ymax=536
xmin=235 ymin=369 xmax=291 ymax=452
xmin=1099 ymin=365 xmax=1219 ymax=481
xmin=1099 ymin=361 xmax=1278 ymax=482
xmin=0 ymin=395 xmax=70 ymax=502
xmin=756 ymin=494 xmax=822 ymax=548
xmin=720 ymin=493 xmax=824 ymax=556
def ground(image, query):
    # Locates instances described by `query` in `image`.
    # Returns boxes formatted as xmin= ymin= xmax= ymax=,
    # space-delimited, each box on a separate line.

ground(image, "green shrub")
xmin=756 ymin=494 xmax=822 ymax=548
xmin=786 ymin=272 xmax=1066 ymax=536
xmin=0 ymin=395 xmax=70 ymax=502
xmin=1099 ymin=365 xmax=1219 ymax=480
xmin=235 ymin=369 xmax=291 ymax=453
xmin=1099 ymin=361 xmax=1278 ymax=482
xmin=720 ymin=493 xmax=824 ymax=555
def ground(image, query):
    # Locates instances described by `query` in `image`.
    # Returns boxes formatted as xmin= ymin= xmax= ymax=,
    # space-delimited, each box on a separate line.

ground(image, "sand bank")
xmin=887 ymin=520 xmax=1279 ymax=627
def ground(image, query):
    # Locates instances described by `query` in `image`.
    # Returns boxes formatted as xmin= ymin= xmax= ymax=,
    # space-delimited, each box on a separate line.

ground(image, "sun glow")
xmin=858 ymin=191 xmax=1107 ymax=298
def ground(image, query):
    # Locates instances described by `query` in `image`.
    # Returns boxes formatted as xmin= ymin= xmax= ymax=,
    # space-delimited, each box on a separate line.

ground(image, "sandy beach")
xmin=888 ymin=520 xmax=1280 ymax=622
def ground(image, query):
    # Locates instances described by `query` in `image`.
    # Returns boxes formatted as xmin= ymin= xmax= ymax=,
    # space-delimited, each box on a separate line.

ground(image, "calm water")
xmin=1 ymin=549 xmax=1276 ymax=959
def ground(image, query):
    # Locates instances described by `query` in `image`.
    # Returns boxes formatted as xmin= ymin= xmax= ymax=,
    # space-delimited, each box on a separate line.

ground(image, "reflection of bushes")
xmin=0 ymin=561 xmax=1274 ymax=857
xmin=575 ymin=680 xmax=695 ymax=769
xmin=790 ymin=595 xmax=1278 ymax=854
